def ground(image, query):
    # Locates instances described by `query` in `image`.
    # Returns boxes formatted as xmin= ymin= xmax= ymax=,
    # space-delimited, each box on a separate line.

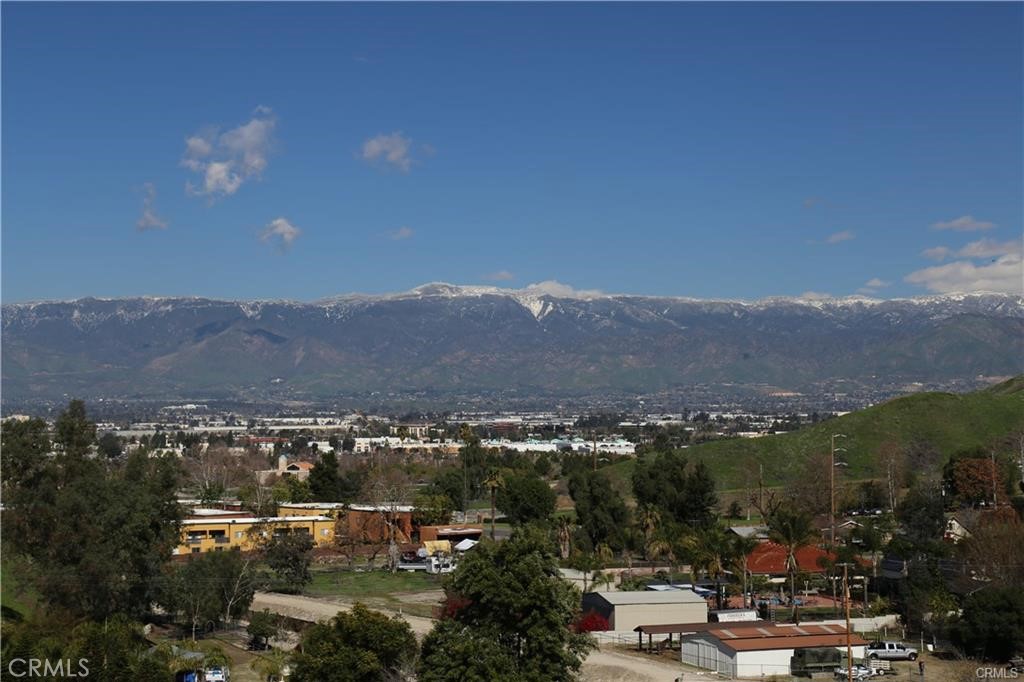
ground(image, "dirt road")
xmin=581 ymin=647 xmax=698 ymax=682
xmin=254 ymin=591 xmax=704 ymax=681
xmin=251 ymin=591 xmax=435 ymax=636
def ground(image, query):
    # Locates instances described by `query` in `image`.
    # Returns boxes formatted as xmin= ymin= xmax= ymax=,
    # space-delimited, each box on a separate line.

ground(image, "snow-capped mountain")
xmin=3 ymin=286 xmax=1021 ymax=401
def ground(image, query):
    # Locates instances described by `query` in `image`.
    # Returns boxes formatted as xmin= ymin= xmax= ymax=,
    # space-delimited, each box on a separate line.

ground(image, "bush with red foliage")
xmin=574 ymin=610 xmax=609 ymax=632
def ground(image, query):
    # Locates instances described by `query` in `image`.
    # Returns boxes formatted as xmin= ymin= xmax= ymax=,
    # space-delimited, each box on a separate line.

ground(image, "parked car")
xmin=866 ymin=641 xmax=918 ymax=661
xmin=834 ymin=664 xmax=875 ymax=680
xmin=204 ymin=667 xmax=230 ymax=682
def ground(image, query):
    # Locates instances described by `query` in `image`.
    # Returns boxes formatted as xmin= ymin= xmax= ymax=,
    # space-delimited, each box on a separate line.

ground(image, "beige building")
xmin=581 ymin=590 xmax=708 ymax=632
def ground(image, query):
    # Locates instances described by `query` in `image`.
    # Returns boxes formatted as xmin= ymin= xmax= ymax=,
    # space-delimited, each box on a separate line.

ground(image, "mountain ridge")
xmin=3 ymin=288 xmax=1022 ymax=402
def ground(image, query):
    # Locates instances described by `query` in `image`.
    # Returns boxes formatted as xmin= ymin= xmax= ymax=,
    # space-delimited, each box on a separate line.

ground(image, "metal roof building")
xmin=581 ymin=590 xmax=708 ymax=632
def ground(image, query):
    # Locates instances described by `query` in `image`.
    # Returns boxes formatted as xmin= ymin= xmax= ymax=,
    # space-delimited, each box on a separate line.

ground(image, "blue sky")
xmin=2 ymin=2 xmax=1021 ymax=303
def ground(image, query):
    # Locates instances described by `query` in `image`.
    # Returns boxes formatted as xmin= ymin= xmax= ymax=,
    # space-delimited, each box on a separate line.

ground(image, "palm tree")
xmin=556 ymin=516 xmax=573 ymax=559
xmin=682 ymin=523 xmax=734 ymax=610
xmin=638 ymin=505 xmax=662 ymax=574
xmin=646 ymin=535 xmax=678 ymax=582
xmin=728 ymin=534 xmax=759 ymax=609
xmin=767 ymin=506 xmax=817 ymax=622
xmin=621 ymin=526 xmax=643 ymax=578
xmin=483 ymin=471 xmax=503 ymax=540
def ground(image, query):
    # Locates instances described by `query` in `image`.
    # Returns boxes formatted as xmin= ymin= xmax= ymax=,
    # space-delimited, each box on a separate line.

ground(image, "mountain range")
xmin=2 ymin=284 xmax=1022 ymax=403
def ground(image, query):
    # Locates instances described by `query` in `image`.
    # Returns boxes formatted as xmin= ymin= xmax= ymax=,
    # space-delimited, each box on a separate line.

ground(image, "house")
xmin=746 ymin=542 xmax=836 ymax=581
xmin=580 ymin=590 xmax=708 ymax=632
xmin=256 ymin=454 xmax=313 ymax=484
xmin=680 ymin=623 xmax=867 ymax=678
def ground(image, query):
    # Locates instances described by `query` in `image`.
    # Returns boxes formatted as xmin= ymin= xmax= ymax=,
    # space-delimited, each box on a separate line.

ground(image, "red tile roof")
xmin=745 ymin=542 xmax=835 ymax=575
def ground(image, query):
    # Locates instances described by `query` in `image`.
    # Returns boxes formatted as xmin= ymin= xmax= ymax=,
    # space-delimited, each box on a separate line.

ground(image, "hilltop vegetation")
xmin=607 ymin=376 xmax=1024 ymax=492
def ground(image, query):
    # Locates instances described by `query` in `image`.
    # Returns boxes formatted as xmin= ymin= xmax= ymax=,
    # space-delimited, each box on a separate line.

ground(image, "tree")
xmin=495 ymin=473 xmax=556 ymax=526
xmin=952 ymin=587 xmax=1024 ymax=661
xmin=290 ymin=603 xmax=417 ymax=682
xmin=632 ymin=451 xmax=717 ymax=527
xmin=273 ymin=474 xmax=313 ymax=503
xmin=184 ymin=445 xmax=246 ymax=505
xmin=419 ymin=527 xmax=594 ymax=682
xmin=484 ymin=470 xmax=503 ymax=540
xmin=419 ymin=620 xmax=519 ymax=682
xmin=682 ymin=522 xmax=736 ymax=610
xmin=430 ymin=468 xmax=467 ymax=512
xmin=897 ymin=482 xmax=946 ymax=547
xmin=1 ymin=417 xmax=51 ymax=489
xmin=3 ymin=419 xmax=183 ymax=621
xmin=414 ymin=493 xmax=455 ymax=526
xmin=568 ymin=469 xmax=630 ymax=550
xmin=309 ymin=451 xmax=341 ymax=501
xmin=264 ymin=532 xmax=315 ymax=592
xmin=54 ymin=399 xmax=96 ymax=456
xmin=97 ymin=432 xmax=123 ymax=459
xmin=157 ymin=550 xmax=256 ymax=639
xmin=767 ymin=506 xmax=818 ymax=622
xmin=727 ymin=500 xmax=743 ymax=519
xmin=246 ymin=609 xmax=280 ymax=650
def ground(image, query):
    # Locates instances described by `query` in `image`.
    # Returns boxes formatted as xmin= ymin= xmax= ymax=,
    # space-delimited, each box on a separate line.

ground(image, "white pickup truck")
xmin=866 ymin=641 xmax=918 ymax=661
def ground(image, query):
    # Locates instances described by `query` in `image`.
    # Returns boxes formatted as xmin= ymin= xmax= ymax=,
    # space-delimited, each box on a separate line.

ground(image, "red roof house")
xmin=745 ymin=542 xmax=836 ymax=576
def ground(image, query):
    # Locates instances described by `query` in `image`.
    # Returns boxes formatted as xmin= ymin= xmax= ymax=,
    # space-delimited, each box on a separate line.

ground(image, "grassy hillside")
xmin=605 ymin=376 xmax=1024 ymax=494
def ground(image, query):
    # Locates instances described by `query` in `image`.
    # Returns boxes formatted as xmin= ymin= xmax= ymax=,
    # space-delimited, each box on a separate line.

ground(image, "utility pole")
xmin=991 ymin=450 xmax=998 ymax=507
xmin=838 ymin=562 xmax=854 ymax=682
xmin=831 ymin=434 xmax=846 ymax=549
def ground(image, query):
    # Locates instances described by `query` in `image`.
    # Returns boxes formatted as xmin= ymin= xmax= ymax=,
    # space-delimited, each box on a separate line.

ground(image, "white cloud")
xmin=922 ymin=246 xmax=953 ymax=261
xmin=855 ymin=278 xmax=891 ymax=296
xmin=931 ymin=215 xmax=995 ymax=232
xmin=259 ymin=217 xmax=301 ymax=250
xmin=136 ymin=183 xmax=168 ymax=231
xmin=483 ymin=270 xmax=515 ymax=282
xmin=798 ymin=291 xmax=833 ymax=300
xmin=182 ymin=107 xmax=276 ymax=198
xmin=523 ymin=280 xmax=605 ymax=299
xmin=825 ymin=230 xmax=855 ymax=244
xmin=362 ymin=132 xmax=416 ymax=172
xmin=387 ymin=226 xmax=414 ymax=241
xmin=905 ymin=253 xmax=1023 ymax=294
xmin=955 ymin=238 xmax=1021 ymax=260
xmin=921 ymin=239 xmax=1020 ymax=262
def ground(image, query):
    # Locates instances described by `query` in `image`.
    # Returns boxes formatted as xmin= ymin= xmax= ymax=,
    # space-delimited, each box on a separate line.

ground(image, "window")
xmin=191 ymin=548 xmax=201 ymax=554
xmin=235 ymin=531 xmax=244 ymax=539
xmin=321 ymin=529 xmax=330 ymax=537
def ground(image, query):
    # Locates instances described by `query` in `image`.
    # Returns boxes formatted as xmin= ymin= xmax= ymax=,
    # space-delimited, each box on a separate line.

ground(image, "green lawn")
xmin=305 ymin=568 xmax=443 ymax=599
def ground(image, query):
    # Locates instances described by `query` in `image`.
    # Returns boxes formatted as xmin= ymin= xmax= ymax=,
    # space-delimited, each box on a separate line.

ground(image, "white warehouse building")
xmin=680 ymin=624 xmax=867 ymax=679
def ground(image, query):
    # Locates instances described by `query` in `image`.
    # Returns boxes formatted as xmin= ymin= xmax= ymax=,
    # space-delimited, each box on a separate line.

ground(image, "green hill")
xmin=606 ymin=376 xmax=1024 ymax=493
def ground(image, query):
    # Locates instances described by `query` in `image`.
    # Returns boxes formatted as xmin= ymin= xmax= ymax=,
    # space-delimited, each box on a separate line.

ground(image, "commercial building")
xmin=174 ymin=512 xmax=335 ymax=556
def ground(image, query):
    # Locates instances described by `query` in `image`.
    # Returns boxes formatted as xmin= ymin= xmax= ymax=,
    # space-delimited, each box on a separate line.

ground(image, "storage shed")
xmin=581 ymin=590 xmax=708 ymax=631
xmin=680 ymin=623 xmax=867 ymax=679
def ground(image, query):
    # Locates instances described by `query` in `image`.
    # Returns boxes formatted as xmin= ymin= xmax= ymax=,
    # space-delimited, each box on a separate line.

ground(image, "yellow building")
xmin=174 ymin=513 xmax=335 ymax=556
